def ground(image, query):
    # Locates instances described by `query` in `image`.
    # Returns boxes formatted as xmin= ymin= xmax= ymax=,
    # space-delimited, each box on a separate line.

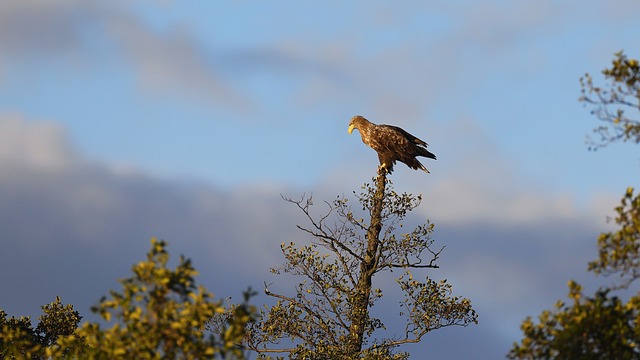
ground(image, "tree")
xmin=54 ymin=238 xmax=254 ymax=359
xmin=509 ymin=52 xmax=640 ymax=359
xmin=580 ymin=51 xmax=640 ymax=149
xmin=1 ymin=239 xmax=254 ymax=359
xmin=510 ymin=282 xmax=639 ymax=360
xmin=589 ymin=187 xmax=640 ymax=289
xmin=508 ymin=191 xmax=640 ymax=359
xmin=234 ymin=171 xmax=477 ymax=359
xmin=0 ymin=297 xmax=81 ymax=359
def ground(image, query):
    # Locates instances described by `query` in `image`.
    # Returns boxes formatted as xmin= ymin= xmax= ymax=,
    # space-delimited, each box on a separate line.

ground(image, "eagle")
xmin=348 ymin=115 xmax=436 ymax=174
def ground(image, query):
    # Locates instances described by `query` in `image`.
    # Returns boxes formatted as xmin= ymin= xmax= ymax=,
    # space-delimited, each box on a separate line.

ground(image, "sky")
xmin=1 ymin=1 xmax=639 ymax=358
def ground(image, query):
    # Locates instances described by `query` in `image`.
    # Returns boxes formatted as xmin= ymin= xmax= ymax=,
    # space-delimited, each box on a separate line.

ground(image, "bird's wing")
xmin=385 ymin=125 xmax=428 ymax=147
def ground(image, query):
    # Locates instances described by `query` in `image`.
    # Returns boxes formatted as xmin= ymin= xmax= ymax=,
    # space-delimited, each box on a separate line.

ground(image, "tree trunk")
xmin=346 ymin=171 xmax=386 ymax=356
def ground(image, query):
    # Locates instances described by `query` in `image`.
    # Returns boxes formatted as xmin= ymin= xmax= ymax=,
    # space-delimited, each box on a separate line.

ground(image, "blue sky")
xmin=1 ymin=1 xmax=639 ymax=358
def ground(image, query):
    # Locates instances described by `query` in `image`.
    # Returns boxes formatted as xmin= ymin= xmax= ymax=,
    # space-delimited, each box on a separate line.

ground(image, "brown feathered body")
xmin=348 ymin=115 xmax=436 ymax=173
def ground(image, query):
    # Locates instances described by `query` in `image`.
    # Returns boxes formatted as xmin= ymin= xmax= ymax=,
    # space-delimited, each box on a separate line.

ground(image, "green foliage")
xmin=0 ymin=297 xmax=81 ymax=359
xmin=1 ymin=239 xmax=254 ymax=359
xmin=397 ymin=273 xmax=476 ymax=339
xmin=580 ymin=51 xmax=640 ymax=149
xmin=589 ymin=187 xmax=640 ymax=289
xmin=51 ymin=238 xmax=253 ymax=359
xmin=508 ymin=282 xmax=640 ymax=360
xmin=237 ymin=177 xmax=477 ymax=359
xmin=0 ymin=310 xmax=41 ymax=359
xmin=36 ymin=297 xmax=83 ymax=349
xmin=510 ymin=52 xmax=640 ymax=359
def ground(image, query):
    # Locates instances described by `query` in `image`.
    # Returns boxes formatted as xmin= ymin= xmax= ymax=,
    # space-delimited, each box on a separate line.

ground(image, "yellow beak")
xmin=347 ymin=124 xmax=355 ymax=134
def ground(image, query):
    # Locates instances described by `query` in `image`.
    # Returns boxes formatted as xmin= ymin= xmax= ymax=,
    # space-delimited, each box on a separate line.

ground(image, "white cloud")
xmin=0 ymin=0 xmax=94 ymax=58
xmin=105 ymin=16 xmax=250 ymax=108
xmin=0 ymin=114 xmax=77 ymax=171
xmin=0 ymin=1 xmax=249 ymax=108
xmin=1 ymin=0 xmax=637 ymax=121
xmin=426 ymin=179 xmax=578 ymax=224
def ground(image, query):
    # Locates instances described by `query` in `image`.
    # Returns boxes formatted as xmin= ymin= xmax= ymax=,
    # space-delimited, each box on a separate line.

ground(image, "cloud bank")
xmin=0 ymin=1 xmax=248 ymax=108
xmin=0 ymin=114 xmax=614 ymax=358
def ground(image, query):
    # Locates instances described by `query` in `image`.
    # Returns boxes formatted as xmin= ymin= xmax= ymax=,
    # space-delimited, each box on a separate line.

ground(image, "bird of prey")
xmin=348 ymin=115 xmax=436 ymax=174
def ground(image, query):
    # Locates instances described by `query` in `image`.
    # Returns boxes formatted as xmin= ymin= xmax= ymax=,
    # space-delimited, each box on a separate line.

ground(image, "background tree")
xmin=590 ymin=187 xmax=640 ymax=289
xmin=0 ymin=297 xmax=81 ymax=359
xmin=509 ymin=52 xmax=640 ymax=359
xmin=509 ymin=281 xmax=638 ymax=360
xmin=235 ymin=172 xmax=477 ymax=359
xmin=580 ymin=51 xmax=640 ymax=149
xmin=52 ymin=238 xmax=254 ymax=359
xmin=2 ymin=239 xmax=254 ymax=359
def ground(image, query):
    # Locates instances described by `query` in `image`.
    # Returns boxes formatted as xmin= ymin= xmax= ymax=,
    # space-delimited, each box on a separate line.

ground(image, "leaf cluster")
xmin=0 ymin=297 xmax=81 ymax=359
xmin=580 ymin=51 xmax=640 ymax=149
xmin=589 ymin=187 xmax=640 ymax=289
xmin=397 ymin=273 xmax=477 ymax=342
xmin=509 ymin=282 xmax=640 ymax=360
xmin=63 ymin=238 xmax=253 ymax=359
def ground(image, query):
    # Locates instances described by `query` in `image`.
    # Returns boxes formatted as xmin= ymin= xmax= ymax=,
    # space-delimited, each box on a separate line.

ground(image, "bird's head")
xmin=348 ymin=115 xmax=367 ymax=134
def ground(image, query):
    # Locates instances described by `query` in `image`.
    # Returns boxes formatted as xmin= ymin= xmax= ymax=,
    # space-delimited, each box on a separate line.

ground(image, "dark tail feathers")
xmin=418 ymin=146 xmax=437 ymax=160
